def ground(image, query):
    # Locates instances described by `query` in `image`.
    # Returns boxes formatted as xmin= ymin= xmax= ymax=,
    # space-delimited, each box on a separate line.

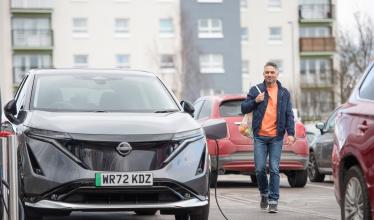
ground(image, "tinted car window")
xmin=15 ymin=75 xmax=30 ymax=112
xmin=360 ymin=65 xmax=374 ymax=100
xmin=220 ymin=100 xmax=243 ymax=117
xmin=31 ymin=73 xmax=178 ymax=112
xmin=197 ymin=100 xmax=211 ymax=120
xmin=324 ymin=109 xmax=339 ymax=132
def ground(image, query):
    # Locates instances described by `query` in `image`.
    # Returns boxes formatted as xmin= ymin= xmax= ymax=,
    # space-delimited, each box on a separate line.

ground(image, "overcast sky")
xmin=337 ymin=0 xmax=374 ymax=31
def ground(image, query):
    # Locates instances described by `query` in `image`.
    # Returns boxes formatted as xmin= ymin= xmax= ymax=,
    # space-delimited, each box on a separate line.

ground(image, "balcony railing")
xmin=299 ymin=37 xmax=335 ymax=52
xmin=299 ymin=4 xmax=334 ymax=20
xmin=12 ymin=29 xmax=53 ymax=48
xmin=11 ymin=0 xmax=53 ymax=9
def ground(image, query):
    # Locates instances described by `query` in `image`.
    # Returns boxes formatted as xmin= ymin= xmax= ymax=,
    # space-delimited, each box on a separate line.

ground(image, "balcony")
xmin=11 ymin=0 xmax=53 ymax=13
xmin=299 ymin=4 xmax=334 ymax=22
xmin=299 ymin=37 xmax=335 ymax=55
xmin=300 ymin=72 xmax=333 ymax=89
xmin=12 ymin=29 xmax=53 ymax=49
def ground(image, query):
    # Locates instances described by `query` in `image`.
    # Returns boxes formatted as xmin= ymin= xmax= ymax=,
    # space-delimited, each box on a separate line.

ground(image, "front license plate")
xmin=95 ymin=172 xmax=153 ymax=187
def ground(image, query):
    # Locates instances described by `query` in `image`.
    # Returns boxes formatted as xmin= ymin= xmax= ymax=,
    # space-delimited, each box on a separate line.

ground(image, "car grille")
xmin=59 ymin=140 xmax=179 ymax=171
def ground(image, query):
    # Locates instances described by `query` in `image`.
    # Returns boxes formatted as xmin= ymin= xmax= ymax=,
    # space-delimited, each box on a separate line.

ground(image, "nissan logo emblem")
xmin=116 ymin=142 xmax=132 ymax=156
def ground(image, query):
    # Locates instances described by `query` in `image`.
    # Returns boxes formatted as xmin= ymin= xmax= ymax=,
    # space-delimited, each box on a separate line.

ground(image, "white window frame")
xmin=268 ymin=0 xmax=282 ymax=10
xmin=114 ymin=18 xmax=130 ymax=38
xmin=72 ymin=17 xmax=88 ymax=38
xmin=199 ymin=54 xmax=224 ymax=74
xmin=240 ymin=0 xmax=248 ymax=10
xmin=242 ymin=60 xmax=249 ymax=78
xmin=159 ymin=18 xmax=174 ymax=38
xmin=160 ymin=54 xmax=175 ymax=73
xmin=198 ymin=19 xmax=223 ymax=38
xmin=116 ymin=54 xmax=130 ymax=69
xmin=74 ymin=54 xmax=88 ymax=68
xmin=241 ymin=27 xmax=248 ymax=42
xmin=269 ymin=26 xmax=282 ymax=42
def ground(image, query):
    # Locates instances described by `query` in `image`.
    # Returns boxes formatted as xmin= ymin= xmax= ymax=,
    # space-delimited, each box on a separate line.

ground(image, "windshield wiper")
xmin=154 ymin=109 xmax=179 ymax=113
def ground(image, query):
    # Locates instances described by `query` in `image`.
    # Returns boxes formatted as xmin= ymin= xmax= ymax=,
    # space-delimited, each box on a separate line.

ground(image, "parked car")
xmin=308 ymin=106 xmax=341 ymax=182
xmin=0 ymin=69 xmax=227 ymax=220
xmin=333 ymin=62 xmax=374 ymax=220
xmin=193 ymin=95 xmax=309 ymax=188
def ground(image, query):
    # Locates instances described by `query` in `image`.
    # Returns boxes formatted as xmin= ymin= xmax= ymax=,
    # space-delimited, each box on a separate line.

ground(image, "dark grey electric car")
xmin=1 ymin=69 xmax=223 ymax=220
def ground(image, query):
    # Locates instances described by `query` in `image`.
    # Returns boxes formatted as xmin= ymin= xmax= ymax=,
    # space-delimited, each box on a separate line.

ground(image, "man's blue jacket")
xmin=241 ymin=81 xmax=295 ymax=138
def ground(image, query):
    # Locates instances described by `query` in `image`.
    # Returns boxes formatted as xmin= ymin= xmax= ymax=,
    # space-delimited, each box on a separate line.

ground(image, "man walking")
xmin=241 ymin=62 xmax=295 ymax=213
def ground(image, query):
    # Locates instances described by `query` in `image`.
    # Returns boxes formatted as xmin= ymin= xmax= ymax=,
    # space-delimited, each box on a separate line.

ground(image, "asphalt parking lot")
xmin=46 ymin=174 xmax=340 ymax=220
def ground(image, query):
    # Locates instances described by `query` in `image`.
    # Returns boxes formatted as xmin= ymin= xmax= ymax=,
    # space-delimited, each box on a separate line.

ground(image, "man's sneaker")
xmin=268 ymin=204 xmax=278 ymax=213
xmin=260 ymin=196 xmax=268 ymax=210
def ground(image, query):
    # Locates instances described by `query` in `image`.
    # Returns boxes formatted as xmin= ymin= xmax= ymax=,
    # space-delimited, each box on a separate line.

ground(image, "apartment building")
xmin=298 ymin=0 xmax=337 ymax=121
xmin=240 ymin=0 xmax=300 ymax=108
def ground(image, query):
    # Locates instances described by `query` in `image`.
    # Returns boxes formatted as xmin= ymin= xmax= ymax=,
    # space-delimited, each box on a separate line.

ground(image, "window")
xmin=268 ymin=0 xmax=281 ymax=9
xmin=12 ymin=17 xmax=52 ymax=47
xmin=199 ymin=54 xmax=224 ymax=73
xmin=300 ymin=58 xmax=332 ymax=85
xmin=300 ymin=27 xmax=331 ymax=37
xmin=13 ymin=54 xmax=51 ymax=84
xmin=200 ymin=89 xmax=224 ymax=96
xmin=197 ymin=100 xmax=211 ymax=120
xmin=241 ymin=27 xmax=248 ymax=42
xmin=116 ymin=54 xmax=130 ymax=68
xmin=193 ymin=100 xmax=204 ymax=118
xmin=198 ymin=19 xmax=223 ymax=38
xmin=160 ymin=54 xmax=175 ymax=71
xmin=220 ymin=100 xmax=243 ymax=117
xmin=269 ymin=27 xmax=282 ymax=41
xmin=72 ymin=18 xmax=88 ymax=36
xmin=242 ymin=60 xmax=249 ymax=77
xmin=159 ymin=18 xmax=174 ymax=37
xmin=114 ymin=18 xmax=129 ymax=37
xmin=74 ymin=54 xmax=88 ymax=67
xmin=240 ymin=0 xmax=248 ymax=9
xmin=359 ymin=65 xmax=374 ymax=100
xmin=300 ymin=90 xmax=334 ymax=119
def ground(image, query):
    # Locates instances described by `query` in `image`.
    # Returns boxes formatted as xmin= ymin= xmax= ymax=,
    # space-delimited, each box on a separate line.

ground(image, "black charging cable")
xmin=213 ymin=139 xmax=229 ymax=220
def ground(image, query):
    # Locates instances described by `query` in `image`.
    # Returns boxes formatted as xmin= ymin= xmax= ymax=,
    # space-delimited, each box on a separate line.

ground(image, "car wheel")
xmin=135 ymin=210 xmax=158 ymax=215
xmin=342 ymin=166 xmax=371 ymax=220
xmin=308 ymin=152 xmax=325 ymax=182
xmin=209 ymin=171 xmax=218 ymax=188
xmin=287 ymin=170 xmax=308 ymax=188
xmin=250 ymin=174 xmax=258 ymax=185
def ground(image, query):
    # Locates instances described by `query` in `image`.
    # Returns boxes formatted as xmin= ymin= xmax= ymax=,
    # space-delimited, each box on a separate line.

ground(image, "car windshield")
xmin=31 ymin=73 xmax=179 ymax=112
xmin=219 ymin=100 xmax=244 ymax=117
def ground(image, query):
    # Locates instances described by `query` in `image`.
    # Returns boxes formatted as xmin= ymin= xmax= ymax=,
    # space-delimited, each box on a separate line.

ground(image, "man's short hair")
xmin=264 ymin=61 xmax=279 ymax=70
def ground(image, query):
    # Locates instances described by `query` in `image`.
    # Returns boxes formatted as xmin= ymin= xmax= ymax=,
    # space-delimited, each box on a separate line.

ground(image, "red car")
xmin=193 ymin=95 xmax=309 ymax=188
xmin=333 ymin=62 xmax=374 ymax=220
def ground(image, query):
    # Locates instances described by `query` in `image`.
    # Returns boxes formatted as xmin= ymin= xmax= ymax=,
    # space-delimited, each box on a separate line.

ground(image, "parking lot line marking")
xmin=217 ymin=195 xmax=338 ymax=220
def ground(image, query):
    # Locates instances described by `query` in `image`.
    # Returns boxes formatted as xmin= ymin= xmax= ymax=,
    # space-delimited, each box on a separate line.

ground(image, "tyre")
xmin=287 ymin=170 xmax=308 ymax=188
xmin=250 ymin=174 xmax=258 ymax=185
xmin=342 ymin=166 xmax=371 ymax=220
xmin=209 ymin=171 xmax=218 ymax=188
xmin=135 ymin=210 xmax=157 ymax=215
xmin=307 ymin=152 xmax=325 ymax=182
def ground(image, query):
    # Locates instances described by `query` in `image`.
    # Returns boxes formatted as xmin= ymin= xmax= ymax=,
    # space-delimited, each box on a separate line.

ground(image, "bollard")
xmin=7 ymin=136 xmax=18 ymax=220
xmin=1 ymin=137 xmax=8 ymax=220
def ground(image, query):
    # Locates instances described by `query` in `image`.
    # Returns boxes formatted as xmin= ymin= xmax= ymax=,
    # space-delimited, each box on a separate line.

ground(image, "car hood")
xmin=25 ymin=111 xmax=200 ymax=136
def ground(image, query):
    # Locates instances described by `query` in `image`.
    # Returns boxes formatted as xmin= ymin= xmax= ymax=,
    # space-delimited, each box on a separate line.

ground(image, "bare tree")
xmin=337 ymin=12 xmax=374 ymax=102
xmin=179 ymin=8 xmax=204 ymax=102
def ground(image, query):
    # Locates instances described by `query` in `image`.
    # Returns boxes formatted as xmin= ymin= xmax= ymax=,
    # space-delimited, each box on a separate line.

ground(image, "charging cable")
xmin=213 ymin=139 xmax=229 ymax=220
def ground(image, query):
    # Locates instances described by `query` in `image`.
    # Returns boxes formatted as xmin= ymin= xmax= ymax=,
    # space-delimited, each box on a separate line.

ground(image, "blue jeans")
xmin=254 ymin=136 xmax=283 ymax=204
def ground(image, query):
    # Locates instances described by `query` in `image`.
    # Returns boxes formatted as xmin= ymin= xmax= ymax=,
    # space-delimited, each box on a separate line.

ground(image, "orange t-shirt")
xmin=258 ymin=85 xmax=278 ymax=137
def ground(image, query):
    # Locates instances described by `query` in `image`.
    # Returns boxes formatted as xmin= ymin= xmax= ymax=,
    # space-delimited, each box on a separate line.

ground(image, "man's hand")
xmin=285 ymin=136 xmax=295 ymax=145
xmin=255 ymin=92 xmax=265 ymax=103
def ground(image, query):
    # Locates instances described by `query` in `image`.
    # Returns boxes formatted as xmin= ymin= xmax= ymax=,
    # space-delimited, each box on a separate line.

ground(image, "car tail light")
xmin=0 ymin=130 xmax=13 ymax=137
xmin=295 ymin=122 xmax=306 ymax=138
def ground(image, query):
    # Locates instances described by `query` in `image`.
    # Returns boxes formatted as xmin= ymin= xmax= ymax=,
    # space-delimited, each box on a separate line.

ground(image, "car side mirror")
xmin=315 ymin=122 xmax=325 ymax=134
xmin=4 ymin=99 xmax=25 ymax=125
xmin=202 ymin=119 xmax=227 ymax=140
xmin=180 ymin=100 xmax=195 ymax=117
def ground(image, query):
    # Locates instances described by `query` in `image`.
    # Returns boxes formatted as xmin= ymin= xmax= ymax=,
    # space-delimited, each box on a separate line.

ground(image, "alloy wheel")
xmin=344 ymin=177 xmax=364 ymax=220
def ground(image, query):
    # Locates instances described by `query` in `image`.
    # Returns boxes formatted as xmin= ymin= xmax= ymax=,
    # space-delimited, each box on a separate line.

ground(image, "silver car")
xmin=2 ymin=69 xmax=225 ymax=220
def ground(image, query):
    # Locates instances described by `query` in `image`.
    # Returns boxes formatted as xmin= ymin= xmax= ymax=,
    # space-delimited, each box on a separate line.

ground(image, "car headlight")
xmin=172 ymin=128 xmax=204 ymax=141
xmin=25 ymin=127 xmax=71 ymax=140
